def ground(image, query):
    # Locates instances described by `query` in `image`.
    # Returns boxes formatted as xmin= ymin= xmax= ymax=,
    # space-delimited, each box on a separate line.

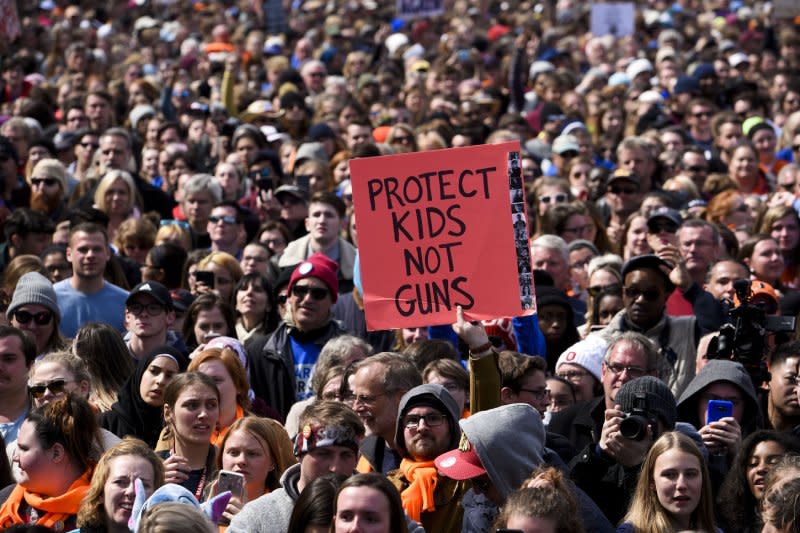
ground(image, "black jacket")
xmin=246 ymin=319 xmax=349 ymax=418
xmin=548 ymin=396 xmax=605 ymax=456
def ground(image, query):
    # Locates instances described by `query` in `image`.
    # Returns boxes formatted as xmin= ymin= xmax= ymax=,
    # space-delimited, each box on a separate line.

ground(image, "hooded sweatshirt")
xmin=227 ymin=462 xmax=301 ymax=533
xmin=389 ymin=384 xmax=465 ymax=533
xmin=676 ymin=359 xmax=761 ymax=437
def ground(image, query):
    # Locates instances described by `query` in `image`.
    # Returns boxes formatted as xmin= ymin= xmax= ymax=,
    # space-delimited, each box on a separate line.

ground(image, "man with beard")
xmin=388 ymin=384 xmax=466 ymax=532
xmin=28 ymin=158 xmax=68 ymax=221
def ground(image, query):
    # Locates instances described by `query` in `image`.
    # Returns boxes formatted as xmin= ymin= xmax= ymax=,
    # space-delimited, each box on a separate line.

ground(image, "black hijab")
xmin=100 ymin=346 xmax=187 ymax=448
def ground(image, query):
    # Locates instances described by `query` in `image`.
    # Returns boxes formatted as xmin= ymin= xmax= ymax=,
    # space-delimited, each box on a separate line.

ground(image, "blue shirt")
xmin=54 ymin=279 xmax=129 ymax=337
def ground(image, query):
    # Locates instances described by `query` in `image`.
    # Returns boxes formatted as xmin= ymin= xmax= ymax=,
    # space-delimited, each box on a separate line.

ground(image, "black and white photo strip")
xmin=508 ymin=150 xmax=533 ymax=310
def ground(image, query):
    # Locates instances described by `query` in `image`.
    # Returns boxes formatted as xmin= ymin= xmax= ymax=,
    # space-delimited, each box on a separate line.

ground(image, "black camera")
xmin=619 ymin=393 xmax=657 ymax=441
xmin=709 ymin=279 xmax=797 ymax=385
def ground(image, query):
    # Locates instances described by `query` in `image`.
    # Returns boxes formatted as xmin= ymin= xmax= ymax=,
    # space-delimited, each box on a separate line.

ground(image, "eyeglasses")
xmin=403 ymin=413 xmax=446 ymax=428
xmin=648 ymin=223 xmax=678 ymax=234
xmin=610 ymin=185 xmax=638 ymax=195
xmin=557 ymin=369 xmax=589 ymax=381
xmin=623 ymin=286 xmax=662 ymax=301
xmin=604 ymin=361 xmax=646 ymax=378
xmin=518 ymin=387 xmax=550 ymax=400
xmin=588 ymin=283 xmax=621 ymax=297
xmin=29 ymin=379 xmax=72 ymax=399
xmin=291 ymin=285 xmax=330 ymax=300
xmin=160 ymin=219 xmax=190 ymax=231
xmin=30 ymin=177 xmax=59 ymax=188
xmin=126 ymin=302 xmax=166 ymax=316
xmin=352 ymin=392 xmax=387 ymax=406
xmin=209 ymin=215 xmax=238 ymax=225
xmin=249 ymin=168 xmax=270 ymax=180
xmin=13 ymin=310 xmax=53 ymax=325
xmin=540 ymin=193 xmax=567 ymax=204
xmin=692 ymin=111 xmax=712 ymax=119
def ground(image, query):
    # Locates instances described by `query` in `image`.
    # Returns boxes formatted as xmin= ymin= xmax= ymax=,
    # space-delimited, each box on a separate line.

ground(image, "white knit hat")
xmin=555 ymin=336 xmax=607 ymax=382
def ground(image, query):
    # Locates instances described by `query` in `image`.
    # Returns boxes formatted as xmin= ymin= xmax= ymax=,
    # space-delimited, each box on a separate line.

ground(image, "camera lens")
xmin=619 ymin=415 xmax=648 ymax=441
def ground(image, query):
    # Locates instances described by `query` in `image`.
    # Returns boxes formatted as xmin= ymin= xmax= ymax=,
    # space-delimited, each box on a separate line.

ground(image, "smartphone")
xmin=295 ymin=174 xmax=310 ymax=192
xmin=706 ymin=400 xmax=733 ymax=424
xmin=218 ymin=470 xmax=244 ymax=499
xmin=195 ymin=271 xmax=215 ymax=289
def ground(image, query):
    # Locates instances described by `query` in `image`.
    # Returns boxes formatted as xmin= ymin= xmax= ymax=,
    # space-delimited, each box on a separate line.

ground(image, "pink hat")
xmin=287 ymin=253 xmax=339 ymax=302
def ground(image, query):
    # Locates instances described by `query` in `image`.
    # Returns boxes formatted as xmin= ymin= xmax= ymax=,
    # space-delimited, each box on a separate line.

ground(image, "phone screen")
xmin=195 ymin=270 xmax=215 ymax=289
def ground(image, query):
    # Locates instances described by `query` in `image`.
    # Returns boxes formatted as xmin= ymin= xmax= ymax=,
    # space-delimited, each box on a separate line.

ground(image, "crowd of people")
xmin=0 ymin=0 xmax=799 ymax=531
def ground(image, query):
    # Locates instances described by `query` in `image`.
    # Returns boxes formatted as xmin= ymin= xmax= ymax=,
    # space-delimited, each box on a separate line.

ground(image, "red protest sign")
xmin=350 ymin=141 xmax=535 ymax=331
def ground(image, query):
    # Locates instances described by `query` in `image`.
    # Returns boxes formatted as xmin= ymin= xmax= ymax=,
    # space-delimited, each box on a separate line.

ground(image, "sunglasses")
xmin=209 ymin=215 xmax=238 ymax=225
xmin=692 ymin=111 xmax=712 ymax=118
xmin=291 ymin=285 xmax=329 ymax=300
xmin=30 ymin=177 xmax=59 ymax=188
xmin=160 ymin=219 xmax=190 ymax=231
xmin=79 ymin=142 xmax=99 ymax=149
xmin=29 ymin=379 xmax=72 ymax=399
xmin=588 ymin=283 xmax=621 ymax=297
xmin=623 ymin=287 xmax=661 ymax=301
xmin=13 ymin=310 xmax=53 ymax=325
xmin=648 ymin=223 xmax=678 ymax=234
xmin=540 ymin=193 xmax=568 ymax=204
xmin=277 ymin=294 xmax=288 ymax=305
xmin=610 ymin=185 xmax=638 ymax=195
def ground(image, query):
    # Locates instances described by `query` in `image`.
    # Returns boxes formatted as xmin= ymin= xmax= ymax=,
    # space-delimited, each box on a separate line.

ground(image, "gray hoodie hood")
xmin=394 ymin=383 xmax=461 ymax=458
xmin=676 ymin=359 xmax=761 ymax=433
xmin=460 ymin=403 xmax=544 ymax=499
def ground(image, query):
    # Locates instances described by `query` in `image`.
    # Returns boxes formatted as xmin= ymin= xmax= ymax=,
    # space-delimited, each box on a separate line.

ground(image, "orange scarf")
xmin=0 ymin=469 xmax=91 ymax=529
xmin=211 ymin=405 xmax=245 ymax=447
xmin=399 ymin=459 xmax=438 ymax=522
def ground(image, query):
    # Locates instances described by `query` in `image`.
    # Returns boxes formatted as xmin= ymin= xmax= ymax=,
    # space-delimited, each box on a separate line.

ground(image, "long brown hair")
xmin=623 ymin=432 xmax=716 ymax=533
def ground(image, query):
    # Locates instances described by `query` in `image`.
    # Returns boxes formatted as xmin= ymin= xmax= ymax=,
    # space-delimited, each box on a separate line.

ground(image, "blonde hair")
xmin=197 ymin=251 xmax=243 ymax=284
xmin=155 ymin=223 xmax=192 ymax=251
xmin=77 ymin=438 xmax=165 ymax=527
xmin=93 ymin=169 xmax=142 ymax=214
xmin=623 ymin=432 xmax=716 ymax=533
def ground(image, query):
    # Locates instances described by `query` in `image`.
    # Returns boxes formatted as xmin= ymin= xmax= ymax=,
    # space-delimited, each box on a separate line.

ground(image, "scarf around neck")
xmin=399 ymin=458 xmax=438 ymax=521
xmin=0 ymin=469 xmax=91 ymax=530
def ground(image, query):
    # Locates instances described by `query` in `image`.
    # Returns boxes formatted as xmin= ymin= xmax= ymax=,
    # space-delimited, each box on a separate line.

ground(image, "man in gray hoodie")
xmin=227 ymin=401 xmax=364 ymax=533
xmin=435 ymin=403 xmax=614 ymax=533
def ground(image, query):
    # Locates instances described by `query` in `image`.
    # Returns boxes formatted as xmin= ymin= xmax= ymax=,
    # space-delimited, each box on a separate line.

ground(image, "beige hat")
xmin=30 ymin=158 xmax=67 ymax=192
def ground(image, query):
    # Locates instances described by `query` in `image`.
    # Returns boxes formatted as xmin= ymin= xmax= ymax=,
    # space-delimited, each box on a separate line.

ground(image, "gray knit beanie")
xmin=6 ymin=272 xmax=60 ymax=320
xmin=616 ymin=376 xmax=677 ymax=430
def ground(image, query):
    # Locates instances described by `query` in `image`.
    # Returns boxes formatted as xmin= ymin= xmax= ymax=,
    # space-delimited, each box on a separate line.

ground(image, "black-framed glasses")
xmin=518 ymin=387 xmax=550 ymax=400
xmin=291 ymin=285 xmax=329 ymax=300
xmin=610 ymin=185 xmax=638 ymax=195
xmin=126 ymin=302 xmax=166 ymax=316
xmin=13 ymin=310 xmax=53 ymax=325
xmin=209 ymin=215 xmax=238 ymax=225
xmin=623 ymin=287 xmax=661 ymax=301
xmin=29 ymin=379 xmax=72 ymax=399
xmin=604 ymin=361 xmax=646 ymax=378
xmin=30 ymin=177 xmax=59 ymax=188
xmin=404 ymin=413 xmax=446 ymax=428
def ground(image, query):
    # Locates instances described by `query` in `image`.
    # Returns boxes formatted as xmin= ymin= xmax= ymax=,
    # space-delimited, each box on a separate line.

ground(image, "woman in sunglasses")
xmin=7 ymin=271 xmax=69 ymax=357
